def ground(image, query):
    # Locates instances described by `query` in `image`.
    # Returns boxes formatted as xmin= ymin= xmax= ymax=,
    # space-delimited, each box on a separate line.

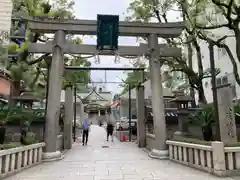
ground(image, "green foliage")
xmin=235 ymin=104 xmax=240 ymax=117
xmin=22 ymin=132 xmax=37 ymax=145
xmin=171 ymin=136 xmax=212 ymax=146
xmin=120 ymin=62 xmax=146 ymax=95
xmin=0 ymin=107 xmax=44 ymax=124
xmin=0 ymin=109 xmax=10 ymax=123
xmin=1 ymin=142 xmax=22 ymax=149
xmin=7 ymin=0 xmax=78 ymax=99
xmin=63 ymin=55 xmax=91 ymax=89
xmin=189 ymin=103 xmax=240 ymax=127
xmin=188 ymin=104 xmax=215 ymax=127
xmin=171 ymin=135 xmax=240 ymax=147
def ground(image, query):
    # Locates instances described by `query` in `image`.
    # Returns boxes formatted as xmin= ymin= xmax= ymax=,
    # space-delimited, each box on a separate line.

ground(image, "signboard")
xmin=97 ymin=14 xmax=119 ymax=51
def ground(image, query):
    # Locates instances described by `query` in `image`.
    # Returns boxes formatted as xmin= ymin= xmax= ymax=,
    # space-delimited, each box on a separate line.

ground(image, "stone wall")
xmin=4 ymin=121 xmax=62 ymax=143
xmin=146 ymin=124 xmax=233 ymax=151
xmin=157 ymin=124 xmax=240 ymax=141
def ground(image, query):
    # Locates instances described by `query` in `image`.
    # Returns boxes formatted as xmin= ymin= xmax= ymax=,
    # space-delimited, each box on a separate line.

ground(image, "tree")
xmin=6 ymin=0 xmax=90 ymax=103
xmin=195 ymin=0 xmax=240 ymax=59
xmin=163 ymin=70 xmax=188 ymax=91
xmin=192 ymin=0 xmax=240 ymax=86
xmin=63 ymin=56 xmax=91 ymax=90
xmin=120 ymin=61 xmax=147 ymax=95
xmin=126 ymin=0 xmax=209 ymax=104
xmin=126 ymin=0 xmax=223 ymax=104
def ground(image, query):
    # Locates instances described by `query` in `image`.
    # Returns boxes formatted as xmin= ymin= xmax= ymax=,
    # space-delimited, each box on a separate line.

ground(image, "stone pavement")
xmin=5 ymin=125 xmax=234 ymax=180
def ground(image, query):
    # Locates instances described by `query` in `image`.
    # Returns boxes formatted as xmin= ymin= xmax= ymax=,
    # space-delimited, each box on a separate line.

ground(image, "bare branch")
xmin=198 ymin=32 xmax=240 ymax=86
xmin=29 ymin=67 xmax=41 ymax=89
xmin=27 ymin=53 xmax=50 ymax=65
xmin=211 ymin=0 xmax=229 ymax=9
xmin=196 ymin=23 xmax=229 ymax=30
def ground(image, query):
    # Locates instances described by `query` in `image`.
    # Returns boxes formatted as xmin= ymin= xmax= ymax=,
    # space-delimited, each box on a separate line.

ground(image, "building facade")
xmin=119 ymin=80 xmax=173 ymax=118
xmin=0 ymin=0 xmax=12 ymax=36
xmin=0 ymin=0 xmax=12 ymax=98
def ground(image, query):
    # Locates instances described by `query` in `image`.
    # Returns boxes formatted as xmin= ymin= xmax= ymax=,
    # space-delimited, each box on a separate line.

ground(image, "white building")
xmin=189 ymin=27 xmax=238 ymax=103
xmin=0 ymin=0 xmax=12 ymax=68
xmin=0 ymin=0 xmax=12 ymax=34
xmin=119 ymin=79 xmax=173 ymax=118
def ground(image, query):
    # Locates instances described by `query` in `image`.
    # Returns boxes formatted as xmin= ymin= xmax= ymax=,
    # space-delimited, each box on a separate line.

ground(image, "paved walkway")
xmin=6 ymin=125 xmax=234 ymax=180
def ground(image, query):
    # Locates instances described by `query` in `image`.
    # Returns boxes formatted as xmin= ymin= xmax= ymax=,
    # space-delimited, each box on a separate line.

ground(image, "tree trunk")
xmin=234 ymin=28 xmax=240 ymax=64
xmin=221 ymin=43 xmax=240 ymax=86
xmin=187 ymin=41 xmax=196 ymax=107
xmin=9 ymin=80 xmax=21 ymax=106
xmin=193 ymin=39 xmax=207 ymax=104
xmin=198 ymin=83 xmax=207 ymax=104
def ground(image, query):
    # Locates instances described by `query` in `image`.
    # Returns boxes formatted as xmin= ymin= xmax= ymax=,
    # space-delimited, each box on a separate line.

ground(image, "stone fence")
xmin=0 ymin=143 xmax=45 ymax=179
xmin=166 ymin=140 xmax=240 ymax=176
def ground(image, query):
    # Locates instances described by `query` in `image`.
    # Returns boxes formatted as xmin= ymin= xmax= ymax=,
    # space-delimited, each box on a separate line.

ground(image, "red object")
xmin=110 ymin=100 xmax=120 ymax=108
xmin=122 ymin=135 xmax=126 ymax=142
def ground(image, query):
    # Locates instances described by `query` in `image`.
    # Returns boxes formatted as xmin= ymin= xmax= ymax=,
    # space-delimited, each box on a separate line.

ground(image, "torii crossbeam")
xmin=28 ymin=42 xmax=181 ymax=57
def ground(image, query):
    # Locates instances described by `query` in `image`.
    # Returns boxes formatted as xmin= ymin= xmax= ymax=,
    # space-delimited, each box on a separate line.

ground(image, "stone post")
xmin=43 ymin=30 xmax=65 ymax=161
xmin=136 ymin=85 xmax=146 ymax=147
xmin=148 ymin=34 xmax=168 ymax=159
xmin=212 ymin=141 xmax=226 ymax=176
xmin=64 ymin=85 xmax=73 ymax=149
xmin=217 ymin=84 xmax=237 ymax=145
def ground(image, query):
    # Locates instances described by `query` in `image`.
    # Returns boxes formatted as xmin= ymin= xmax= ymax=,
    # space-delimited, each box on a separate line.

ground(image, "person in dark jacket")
xmin=107 ymin=122 xmax=114 ymax=142
xmin=106 ymin=115 xmax=114 ymax=142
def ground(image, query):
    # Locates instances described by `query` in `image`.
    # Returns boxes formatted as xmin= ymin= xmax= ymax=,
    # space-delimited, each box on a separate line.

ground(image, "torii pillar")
xmin=148 ymin=34 xmax=168 ymax=159
xmin=64 ymin=85 xmax=73 ymax=149
xmin=136 ymin=85 xmax=146 ymax=147
xmin=43 ymin=30 xmax=65 ymax=161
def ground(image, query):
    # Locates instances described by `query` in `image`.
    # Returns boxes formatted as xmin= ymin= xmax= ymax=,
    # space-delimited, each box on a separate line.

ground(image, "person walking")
xmin=106 ymin=114 xmax=114 ymax=142
xmin=82 ymin=116 xmax=90 ymax=146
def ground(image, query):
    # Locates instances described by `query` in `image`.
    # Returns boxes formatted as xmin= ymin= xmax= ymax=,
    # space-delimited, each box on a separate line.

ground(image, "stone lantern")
xmin=170 ymin=90 xmax=192 ymax=136
xmin=13 ymin=91 xmax=41 ymax=109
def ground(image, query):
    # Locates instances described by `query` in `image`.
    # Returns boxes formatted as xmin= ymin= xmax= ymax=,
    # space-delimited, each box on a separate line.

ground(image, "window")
xmin=222 ymin=76 xmax=228 ymax=85
xmin=216 ymin=78 xmax=222 ymax=86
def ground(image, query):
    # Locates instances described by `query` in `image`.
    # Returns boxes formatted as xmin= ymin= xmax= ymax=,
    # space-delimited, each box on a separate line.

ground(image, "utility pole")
xmin=128 ymin=84 xmax=132 ymax=142
xmin=73 ymin=86 xmax=77 ymax=142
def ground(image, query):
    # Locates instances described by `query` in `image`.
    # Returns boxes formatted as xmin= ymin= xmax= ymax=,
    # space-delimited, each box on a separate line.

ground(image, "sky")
xmin=73 ymin=0 xmax=137 ymax=94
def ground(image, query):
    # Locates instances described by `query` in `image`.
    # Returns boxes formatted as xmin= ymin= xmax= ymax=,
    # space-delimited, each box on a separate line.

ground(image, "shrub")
xmin=188 ymin=104 xmax=215 ymax=126
xmin=171 ymin=135 xmax=211 ymax=145
xmin=170 ymin=136 xmax=240 ymax=147
xmin=22 ymin=132 xmax=38 ymax=145
xmin=2 ymin=142 xmax=21 ymax=149
xmin=2 ymin=108 xmax=44 ymax=125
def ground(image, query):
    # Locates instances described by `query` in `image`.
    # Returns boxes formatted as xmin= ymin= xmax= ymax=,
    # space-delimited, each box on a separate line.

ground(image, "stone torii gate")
xmin=27 ymin=17 xmax=184 ymax=161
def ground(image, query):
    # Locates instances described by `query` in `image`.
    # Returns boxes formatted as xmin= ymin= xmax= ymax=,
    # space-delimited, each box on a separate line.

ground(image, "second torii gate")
xmin=26 ymin=16 xmax=184 ymax=161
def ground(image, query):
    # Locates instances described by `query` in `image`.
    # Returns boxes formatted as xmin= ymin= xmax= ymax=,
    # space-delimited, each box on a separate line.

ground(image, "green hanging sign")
xmin=97 ymin=14 xmax=119 ymax=51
